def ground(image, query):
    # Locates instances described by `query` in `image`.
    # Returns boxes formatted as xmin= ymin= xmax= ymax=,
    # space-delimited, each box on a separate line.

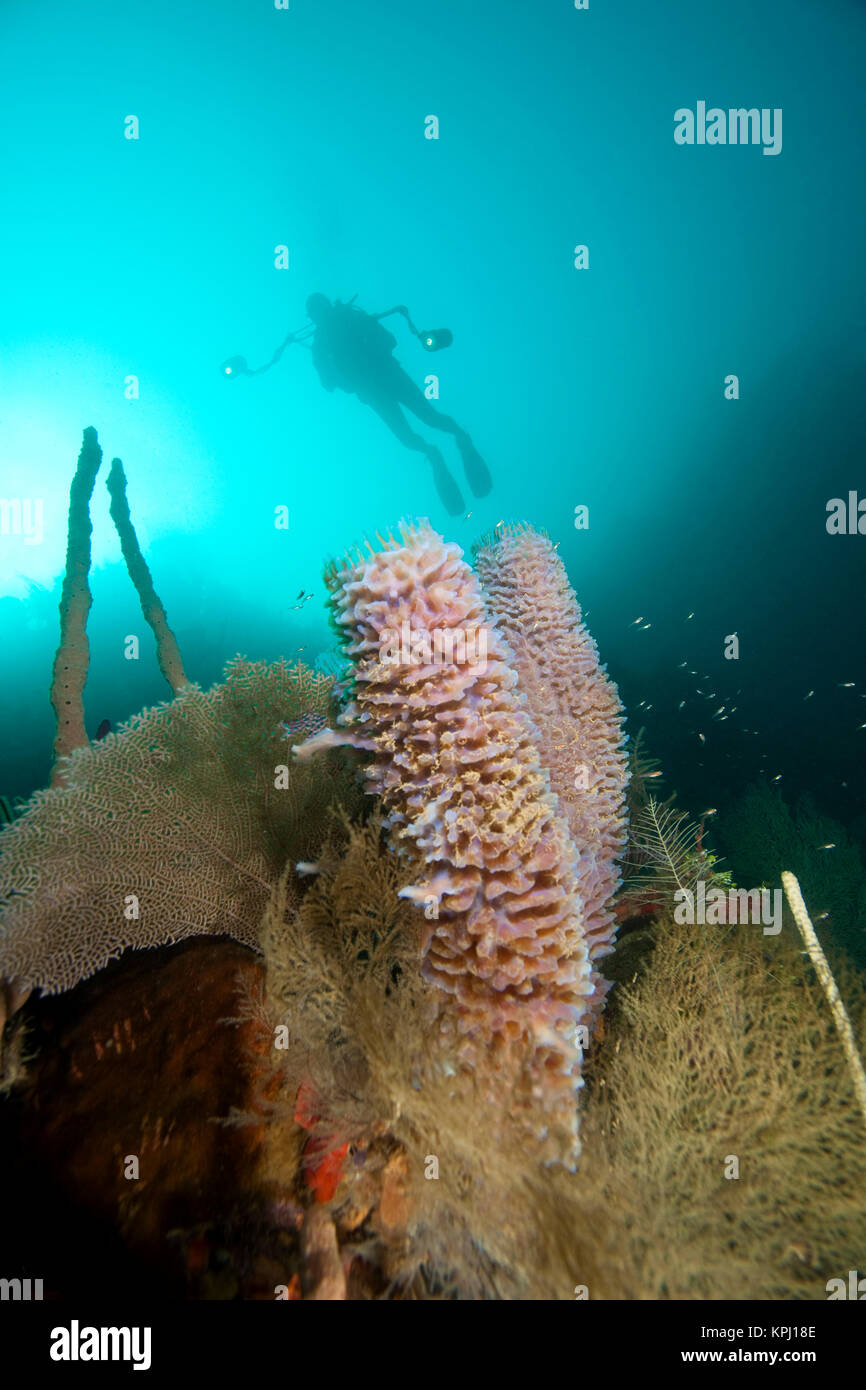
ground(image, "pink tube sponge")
xmin=474 ymin=525 xmax=629 ymax=1011
xmin=295 ymin=522 xmax=593 ymax=1160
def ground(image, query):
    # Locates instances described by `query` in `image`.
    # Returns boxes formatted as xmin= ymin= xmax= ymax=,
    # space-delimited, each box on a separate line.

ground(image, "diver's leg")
xmin=392 ymin=370 xmax=491 ymax=498
xmin=364 ymin=395 xmax=433 ymax=455
xmin=392 ymin=371 xmax=463 ymax=435
xmin=364 ymin=396 xmax=465 ymax=516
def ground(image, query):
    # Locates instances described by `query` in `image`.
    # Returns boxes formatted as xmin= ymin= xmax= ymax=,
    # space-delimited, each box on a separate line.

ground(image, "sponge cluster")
xmin=296 ymin=523 xmax=594 ymax=1156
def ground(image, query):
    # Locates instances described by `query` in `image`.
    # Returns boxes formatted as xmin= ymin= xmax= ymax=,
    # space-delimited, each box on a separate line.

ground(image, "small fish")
xmin=713 ymin=706 xmax=725 ymax=716
xmin=689 ymin=670 xmax=697 ymax=676
xmin=645 ymin=703 xmax=653 ymax=711
xmin=296 ymin=589 xmax=305 ymax=600
xmin=280 ymin=712 xmax=329 ymax=739
xmin=678 ymin=661 xmax=687 ymax=668
xmin=839 ymin=682 xmax=855 ymax=688
xmin=296 ymin=861 xmax=322 ymax=877
xmin=815 ymin=912 xmax=830 ymax=921
xmin=464 ymin=510 xmax=473 ymax=520
xmin=678 ymin=700 xmax=686 ymax=709
xmin=698 ymin=733 xmax=705 ymax=744
xmin=804 ymin=690 xmax=814 ymax=700
xmin=685 ymin=612 xmax=694 ymax=620
xmin=819 ymin=843 xmax=836 ymax=850
xmin=95 ymin=718 xmax=111 ymax=741
xmin=641 ymin=623 xmax=652 ymax=630
xmin=701 ymin=808 xmax=718 ymax=817
xmin=644 ymin=770 xmax=663 ymax=779
xmin=773 ymin=774 xmax=783 ymax=782
xmin=630 ymin=617 xmax=645 ymax=626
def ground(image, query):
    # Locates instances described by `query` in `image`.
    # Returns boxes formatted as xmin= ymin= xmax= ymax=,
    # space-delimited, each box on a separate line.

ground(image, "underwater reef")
xmin=1 ymin=436 xmax=865 ymax=1300
xmin=292 ymin=521 xmax=604 ymax=1164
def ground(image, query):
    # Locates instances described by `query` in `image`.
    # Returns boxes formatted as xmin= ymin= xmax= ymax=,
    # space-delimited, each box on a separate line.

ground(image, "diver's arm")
xmin=373 ymin=305 xmax=419 ymax=342
xmin=271 ymin=327 xmax=312 ymax=364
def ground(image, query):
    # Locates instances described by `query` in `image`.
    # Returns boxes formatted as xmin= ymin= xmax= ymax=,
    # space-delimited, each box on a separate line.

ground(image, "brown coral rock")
xmin=1 ymin=938 xmax=302 ymax=1298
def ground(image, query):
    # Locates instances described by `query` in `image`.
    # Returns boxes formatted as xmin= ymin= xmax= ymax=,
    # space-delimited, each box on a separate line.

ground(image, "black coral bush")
xmin=259 ymin=818 xmax=866 ymax=1298
xmin=575 ymin=914 xmax=866 ymax=1299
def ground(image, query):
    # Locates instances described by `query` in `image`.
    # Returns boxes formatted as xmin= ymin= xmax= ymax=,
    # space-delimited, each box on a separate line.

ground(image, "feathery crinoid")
xmin=618 ymin=795 xmax=731 ymax=925
xmin=629 ymin=797 xmax=707 ymax=894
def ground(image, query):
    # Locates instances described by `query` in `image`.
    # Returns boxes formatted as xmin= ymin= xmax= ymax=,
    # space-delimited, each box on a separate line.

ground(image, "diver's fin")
xmin=427 ymin=447 xmax=465 ymax=516
xmin=456 ymin=434 xmax=492 ymax=497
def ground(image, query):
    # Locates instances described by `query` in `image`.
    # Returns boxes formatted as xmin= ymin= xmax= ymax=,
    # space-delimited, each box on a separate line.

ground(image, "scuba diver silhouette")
xmin=304 ymin=293 xmax=491 ymax=516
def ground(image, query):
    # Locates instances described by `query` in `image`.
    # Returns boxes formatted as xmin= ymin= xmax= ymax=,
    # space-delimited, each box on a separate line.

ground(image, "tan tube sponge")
xmin=49 ymin=426 xmax=102 ymax=785
xmin=106 ymin=457 xmax=187 ymax=694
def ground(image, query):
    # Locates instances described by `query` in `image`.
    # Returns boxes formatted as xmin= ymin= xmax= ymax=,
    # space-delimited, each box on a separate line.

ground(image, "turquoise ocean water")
xmin=1 ymin=0 xmax=864 ymax=837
